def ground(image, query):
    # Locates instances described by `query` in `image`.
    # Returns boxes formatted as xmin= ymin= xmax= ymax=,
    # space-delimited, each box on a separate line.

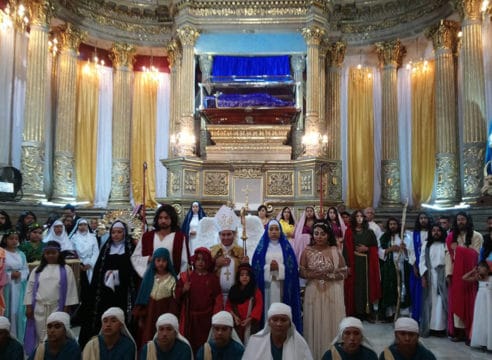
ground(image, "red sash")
xmin=141 ymin=230 xmax=190 ymax=274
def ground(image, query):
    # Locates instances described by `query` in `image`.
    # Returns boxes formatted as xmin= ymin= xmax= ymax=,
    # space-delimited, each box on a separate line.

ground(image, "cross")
xmin=241 ymin=184 xmax=251 ymax=209
xmin=223 ymin=267 xmax=232 ymax=281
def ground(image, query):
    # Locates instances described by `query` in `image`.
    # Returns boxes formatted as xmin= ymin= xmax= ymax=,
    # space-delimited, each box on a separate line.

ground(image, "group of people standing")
xmin=0 ymin=203 xmax=491 ymax=359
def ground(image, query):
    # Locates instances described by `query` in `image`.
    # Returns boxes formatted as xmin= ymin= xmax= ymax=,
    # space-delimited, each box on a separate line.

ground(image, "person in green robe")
xmin=196 ymin=311 xmax=244 ymax=360
xmin=0 ymin=316 xmax=24 ymax=360
xmin=379 ymin=317 xmax=436 ymax=360
xmin=19 ymin=223 xmax=45 ymax=264
xmin=321 ymin=317 xmax=377 ymax=360
xmin=140 ymin=313 xmax=193 ymax=360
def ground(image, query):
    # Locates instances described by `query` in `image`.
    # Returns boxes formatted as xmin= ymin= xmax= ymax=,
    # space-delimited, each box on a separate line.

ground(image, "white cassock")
xmin=23 ymin=264 xmax=79 ymax=344
xmin=419 ymin=240 xmax=446 ymax=331
xmin=131 ymin=232 xmax=189 ymax=278
xmin=218 ymin=244 xmax=236 ymax=303
xmin=263 ymin=240 xmax=285 ymax=320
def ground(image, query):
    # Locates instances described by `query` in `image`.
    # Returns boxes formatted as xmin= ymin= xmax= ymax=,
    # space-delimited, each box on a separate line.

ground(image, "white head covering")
xmin=331 ymin=316 xmax=374 ymax=351
xmin=0 ymin=316 xmax=14 ymax=339
xmin=215 ymin=205 xmax=240 ymax=232
xmin=46 ymin=312 xmax=75 ymax=340
xmin=243 ymin=303 xmax=312 ymax=360
xmin=100 ymin=307 xmax=136 ymax=350
xmin=395 ymin=317 xmax=419 ymax=334
xmin=155 ymin=313 xmax=193 ymax=352
xmin=208 ymin=311 xmax=243 ymax=346
xmin=43 ymin=220 xmax=74 ymax=252
xmin=267 ymin=302 xmax=292 ymax=321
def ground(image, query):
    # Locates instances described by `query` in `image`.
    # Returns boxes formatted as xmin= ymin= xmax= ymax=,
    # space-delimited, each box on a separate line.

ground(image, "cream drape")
xmin=347 ymin=67 xmax=375 ymax=208
xmin=131 ymin=72 xmax=158 ymax=207
xmin=75 ymin=61 xmax=99 ymax=203
xmin=411 ymin=62 xmax=436 ymax=207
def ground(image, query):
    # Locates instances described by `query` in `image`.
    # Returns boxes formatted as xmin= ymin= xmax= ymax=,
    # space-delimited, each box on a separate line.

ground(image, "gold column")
xmin=21 ymin=0 xmax=53 ymax=202
xmin=108 ymin=43 xmax=136 ymax=206
xmin=290 ymin=54 xmax=305 ymax=159
xmin=52 ymin=24 xmax=85 ymax=202
xmin=325 ymin=41 xmax=346 ymax=203
xmin=176 ymin=25 xmax=200 ymax=157
xmin=167 ymin=39 xmax=180 ymax=157
xmin=319 ymin=42 xmax=327 ymax=142
xmin=375 ymin=39 xmax=406 ymax=206
xmin=302 ymin=26 xmax=325 ymax=157
xmin=427 ymin=20 xmax=460 ymax=204
xmin=457 ymin=0 xmax=487 ymax=202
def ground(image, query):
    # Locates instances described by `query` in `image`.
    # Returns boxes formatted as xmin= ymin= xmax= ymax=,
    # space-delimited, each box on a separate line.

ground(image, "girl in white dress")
xmin=464 ymin=260 xmax=492 ymax=350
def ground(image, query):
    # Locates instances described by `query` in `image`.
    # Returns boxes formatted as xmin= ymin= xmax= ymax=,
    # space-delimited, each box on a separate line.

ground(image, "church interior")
xmin=0 ymin=0 xmax=492 ymax=226
xmin=1 ymin=1 xmax=492 ymax=358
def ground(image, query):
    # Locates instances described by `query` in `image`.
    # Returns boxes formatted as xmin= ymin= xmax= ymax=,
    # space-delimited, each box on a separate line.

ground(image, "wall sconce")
xmin=170 ymin=131 xmax=196 ymax=157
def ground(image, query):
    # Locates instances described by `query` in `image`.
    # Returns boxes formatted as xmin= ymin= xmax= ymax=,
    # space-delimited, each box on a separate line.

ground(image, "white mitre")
xmin=215 ymin=205 xmax=240 ymax=232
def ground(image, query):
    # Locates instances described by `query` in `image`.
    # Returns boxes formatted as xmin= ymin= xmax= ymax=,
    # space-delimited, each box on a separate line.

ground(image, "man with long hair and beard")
xmin=131 ymin=204 xmax=191 ymax=277
xmin=445 ymin=212 xmax=483 ymax=343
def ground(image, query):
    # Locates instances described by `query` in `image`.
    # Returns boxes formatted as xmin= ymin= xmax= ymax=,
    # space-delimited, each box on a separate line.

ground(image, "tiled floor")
xmin=363 ymin=322 xmax=491 ymax=360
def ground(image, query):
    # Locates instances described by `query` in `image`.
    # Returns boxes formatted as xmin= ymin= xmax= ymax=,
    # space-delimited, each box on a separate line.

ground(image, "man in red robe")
xmin=131 ymin=204 xmax=190 ymax=277
xmin=445 ymin=212 xmax=483 ymax=342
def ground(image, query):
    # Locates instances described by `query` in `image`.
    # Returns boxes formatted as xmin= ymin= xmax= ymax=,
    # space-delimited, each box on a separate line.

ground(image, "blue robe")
xmin=196 ymin=339 xmax=244 ymax=360
xmin=410 ymin=231 xmax=423 ymax=321
xmin=0 ymin=337 xmax=24 ymax=360
xmin=140 ymin=339 xmax=192 ymax=360
xmin=322 ymin=344 xmax=378 ymax=360
xmin=96 ymin=334 xmax=135 ymax=360
xmin=251 ymin=220 xmax=302 ymax=333
xmin=379 ymin=343 xmax=436 ymax=360
xmin=28 ymin=338 xmax=81 ymax=360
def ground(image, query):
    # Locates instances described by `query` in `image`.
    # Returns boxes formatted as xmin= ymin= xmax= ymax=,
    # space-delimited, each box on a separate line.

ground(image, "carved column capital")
xmin=455 ymin=0 xmax=483 ymax=21
xmin=177 ymin=25 xmax=200 ymax=47
xmin=375 ymin=39 xmax=406 ymax=68
xmin=109 ymin=43 xmax=136 ymax=69
xmin=301 ymin=26 xmax=325 ymax=46
xmin=27 ymin=0 xmax=54 ymax=28
xmin=426 ymin=20 xmax=460 ymax=52
xmin=166 ymin=38 xmax=181 ymax=69
xmin=326 ymin=41 xmax=347 ymax=68
xmin=56 ymin=23 xmax=86 ymax=52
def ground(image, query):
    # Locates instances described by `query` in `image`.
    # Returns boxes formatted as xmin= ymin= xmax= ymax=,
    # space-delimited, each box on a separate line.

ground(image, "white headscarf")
xmin=206 ymin=311 xmax=243 ymax=346
xmin=46 ymin=312 xmax=75 ymax=340
xmin=43 ymin=220 xmax=74 ymax=251
xmin=155 ymin=313 xmax=193 ymax=355
xmin=331 ymin=316 xmax=374 ymax=351
xmin=394 ymin=317 xmax=419 ymax=334
xmin=100 ymin=307 xmax=136 ymax=351
xmin=0 ymin=316 xmax=15 ymax=339
xmin=243 ymin=303 xmax=313 ymax=360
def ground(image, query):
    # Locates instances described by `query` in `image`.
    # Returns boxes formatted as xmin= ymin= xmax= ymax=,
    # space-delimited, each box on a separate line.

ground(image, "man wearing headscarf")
xmin=210 ymin=205 xmax=248 ymax=305
xmin=379 ymin=317 xmax=436 ymax=360
xmin=28 ymin=312 xmax=81 ymax=360
xmin=82 ymin=307 xmax=136 ymax=360
xmin=140 ymin=313 xmax=193 ymax=360
xmin=243 ymin=303 xmax=312 ymax=360
xmin=132 ymin=204 xmax=190 ymax=277
xmin=321 ymin=317 xmax=377 ymax=360
xmin=196 ymin=311 xmax=244 ymax=359
xmin=0 ymin=316 xmax=24 ymax=359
